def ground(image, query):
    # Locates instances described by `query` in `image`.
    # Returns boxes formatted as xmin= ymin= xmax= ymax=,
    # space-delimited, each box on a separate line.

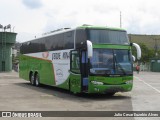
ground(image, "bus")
xmin=19 ymin=25 xmax=141 ymax=95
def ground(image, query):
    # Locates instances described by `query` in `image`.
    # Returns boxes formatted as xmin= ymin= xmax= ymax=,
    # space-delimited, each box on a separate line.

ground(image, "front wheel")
xmin=106 ymin=92 xmax=115 ymax=96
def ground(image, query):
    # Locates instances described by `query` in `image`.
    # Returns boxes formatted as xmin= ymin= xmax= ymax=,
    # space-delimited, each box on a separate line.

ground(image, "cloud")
xmin=42 ymin=0 xmax=121 ymax=33
xmin=2 ymin=0 xmax=160 ymax=43
xmin=17 ymin=32 xmax=35 ymax=42
xmin=43 ymin=13 xmax=77 ymax=32
xmin=22 ymin=0 xmax=43 ymax=9
xmin=19 ymin=0 xmax=160 ymax=36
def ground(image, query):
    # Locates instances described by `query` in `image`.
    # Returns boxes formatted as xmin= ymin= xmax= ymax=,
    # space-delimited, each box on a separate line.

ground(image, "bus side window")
xmin=71 ymin=51 xmax=80 ymax=74
xmin=64 ymin=31 xmax=74 ymax=49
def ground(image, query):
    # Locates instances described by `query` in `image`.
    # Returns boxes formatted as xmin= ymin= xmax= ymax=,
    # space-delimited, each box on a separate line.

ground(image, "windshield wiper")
xmin=116 ymin=63 xmax=126 ymax=75
xmin=114 ymin=54 xmax=126 ymax=75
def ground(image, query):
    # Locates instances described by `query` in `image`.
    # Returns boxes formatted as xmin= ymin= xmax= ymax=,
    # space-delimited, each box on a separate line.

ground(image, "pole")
xmin=120 ymin=11 xmax=122 ymax=28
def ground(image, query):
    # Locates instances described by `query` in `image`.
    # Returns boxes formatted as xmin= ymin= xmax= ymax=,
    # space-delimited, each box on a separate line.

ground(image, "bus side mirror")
xmin=132 ymin=43 xmax=141 ymax=60
xmin=132 ymin=55 xmax=136 ymax=62
xmin=87 ymin=40 xmax=93 ymax=58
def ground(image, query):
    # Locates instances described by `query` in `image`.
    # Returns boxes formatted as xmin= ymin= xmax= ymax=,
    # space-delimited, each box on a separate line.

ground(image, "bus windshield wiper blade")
xmin=116 ymin=63 xmax=126 ymax=75
xmin=114 ymin=55 xmax=126 ymax=75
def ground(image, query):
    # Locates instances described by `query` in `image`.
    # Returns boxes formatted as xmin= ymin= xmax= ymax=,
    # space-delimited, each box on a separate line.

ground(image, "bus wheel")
xmin=106 ymin=92 xmax=115 ymax=96
xmin=35 ymin=73 xmax=40 ymax=87
xmin=30 ymin=73 xmax=35 ymax=86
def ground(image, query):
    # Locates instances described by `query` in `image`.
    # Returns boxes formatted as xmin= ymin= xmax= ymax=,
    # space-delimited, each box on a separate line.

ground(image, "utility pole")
xmin=120 ymin=11 xmax=122 ymax=28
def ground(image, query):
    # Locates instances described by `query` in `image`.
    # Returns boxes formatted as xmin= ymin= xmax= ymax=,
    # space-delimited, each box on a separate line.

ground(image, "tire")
xmin=106 ymin=92 xmax=115 ymax=96
xmin=35 ymin=73 xmax=40 ymax=87
xmin=30 ymin=73 xmax=35 ymax=86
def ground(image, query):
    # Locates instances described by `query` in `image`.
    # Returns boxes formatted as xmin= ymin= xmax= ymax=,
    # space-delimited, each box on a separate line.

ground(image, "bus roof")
xmin=22 ymin=25 xmax=126 ymax=43
xmin=77 ymin=25 xmax=126 ymax=31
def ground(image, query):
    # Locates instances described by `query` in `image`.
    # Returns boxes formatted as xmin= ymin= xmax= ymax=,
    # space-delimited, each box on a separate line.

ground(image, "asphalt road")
xmin=0 ymin=71 xmax=160 ymax=120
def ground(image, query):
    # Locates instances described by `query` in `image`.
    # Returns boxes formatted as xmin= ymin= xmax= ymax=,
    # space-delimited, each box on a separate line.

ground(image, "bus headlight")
xmin=125 ymin=80 xmax=133 ymax=84
xmin=91 ymin=81 xmax=104 ymax=85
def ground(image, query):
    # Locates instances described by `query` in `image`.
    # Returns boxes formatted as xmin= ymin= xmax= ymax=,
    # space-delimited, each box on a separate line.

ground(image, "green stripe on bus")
xmin=93 ymin=44 xmax=131 ymax=49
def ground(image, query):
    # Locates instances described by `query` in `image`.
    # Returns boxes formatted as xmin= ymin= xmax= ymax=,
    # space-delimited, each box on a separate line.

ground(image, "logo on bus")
xmin=56 ymin=69 xmax=63 ymax=77
xmin=42 ymin=52 xmax=49 ymax=59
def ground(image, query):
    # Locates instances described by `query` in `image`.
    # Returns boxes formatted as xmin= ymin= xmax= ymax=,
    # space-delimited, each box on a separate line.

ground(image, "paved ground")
xmin=0 ymin=71 xmax=160 ymax=120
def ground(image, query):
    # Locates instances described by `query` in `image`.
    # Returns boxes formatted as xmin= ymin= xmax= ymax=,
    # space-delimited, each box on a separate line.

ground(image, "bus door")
xmin=70 ymin=50 xmax=81 ymax=93
xmin=81 ymin=50 xmax=89 ymax=92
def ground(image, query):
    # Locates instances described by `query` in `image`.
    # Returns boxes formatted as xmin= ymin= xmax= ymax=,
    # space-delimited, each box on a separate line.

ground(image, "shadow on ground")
xmin=14 ymin=82 xmax=131 ymax=102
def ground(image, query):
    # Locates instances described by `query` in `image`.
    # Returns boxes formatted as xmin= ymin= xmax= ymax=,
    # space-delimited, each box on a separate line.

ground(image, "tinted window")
xmin=47 ymin=33 xmax=64 ymax=50
xmin=90 ymin=49 xmax=132 ymax=75
xmin=75 ymin=29 xmax=87 ymax=49
xmin=64 ymin=31 xmax=74 ymax=49
xmin=90 ymin=49 xmax=114 ymax=75
xmin=88 ymin=29 xmax=129 ymax=45
xmin=114 ymin=50 xmax=132 ymax=74
xmin=21 ymin=30 xmax=75 ymax=54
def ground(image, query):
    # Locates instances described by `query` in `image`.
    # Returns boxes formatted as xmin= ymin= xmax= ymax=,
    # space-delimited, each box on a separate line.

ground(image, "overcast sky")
xmin=0 ymin=0 xmax=160 ymax=42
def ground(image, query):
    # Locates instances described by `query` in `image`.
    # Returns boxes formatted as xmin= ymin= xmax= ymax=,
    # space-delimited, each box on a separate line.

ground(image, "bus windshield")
xmin=88 ymin=29 xmax=129 ymax=45
xmin=90 ymin=49 xmax=132 ymax=75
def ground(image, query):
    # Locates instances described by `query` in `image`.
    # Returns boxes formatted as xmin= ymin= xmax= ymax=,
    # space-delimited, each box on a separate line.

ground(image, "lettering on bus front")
xmin=52 ymin=53 xmax=61 ymax=60
xmin=63 ymin=52 xmax=70 ymax=59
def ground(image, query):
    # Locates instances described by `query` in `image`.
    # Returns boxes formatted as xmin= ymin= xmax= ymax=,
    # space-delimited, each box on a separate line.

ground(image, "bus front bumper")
xmin=88 ymin=83 xmax=133 ymax=94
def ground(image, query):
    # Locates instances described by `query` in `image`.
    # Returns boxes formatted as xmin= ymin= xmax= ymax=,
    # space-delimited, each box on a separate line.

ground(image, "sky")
xmin=0 ymin=0 xmax=160 ymax=42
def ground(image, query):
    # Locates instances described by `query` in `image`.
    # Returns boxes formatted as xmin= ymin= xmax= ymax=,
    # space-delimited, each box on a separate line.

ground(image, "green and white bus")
xmin=19 ymin=25 xmax=141 ymax=95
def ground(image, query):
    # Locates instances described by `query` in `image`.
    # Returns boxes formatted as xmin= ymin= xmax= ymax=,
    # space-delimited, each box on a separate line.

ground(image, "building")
xmin=0 ymin=32 xmax=17 ymax=72
xmin=150 ymin=58 xmax=160 ymax=72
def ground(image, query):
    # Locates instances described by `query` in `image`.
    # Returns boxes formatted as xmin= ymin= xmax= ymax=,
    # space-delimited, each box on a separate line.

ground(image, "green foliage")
xmin=132 ymin=43 xmax=155 ymax=63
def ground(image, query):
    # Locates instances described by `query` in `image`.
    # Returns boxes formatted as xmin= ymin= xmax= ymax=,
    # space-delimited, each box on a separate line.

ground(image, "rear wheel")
xmin=30 ymin=73 xmax=35 ymax=86
xmin=35 ymin=73 xmax=40 ymax=87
